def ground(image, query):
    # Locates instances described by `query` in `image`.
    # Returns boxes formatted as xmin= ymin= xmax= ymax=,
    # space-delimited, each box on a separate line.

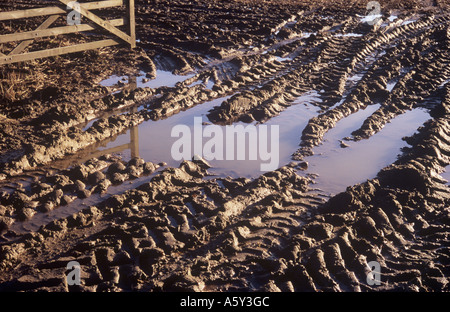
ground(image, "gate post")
xmin=126 ymin=0 xmax=136 ymax=48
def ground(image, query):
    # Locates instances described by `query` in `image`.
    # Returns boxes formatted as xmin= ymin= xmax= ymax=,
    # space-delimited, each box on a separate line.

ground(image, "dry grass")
xmin=0 ymin=70 xmax=28 ymax=102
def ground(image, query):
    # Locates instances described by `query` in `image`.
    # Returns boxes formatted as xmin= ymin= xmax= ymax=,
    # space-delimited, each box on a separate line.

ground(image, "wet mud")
xmin=0 ymin=0 xmax=449 ymax=292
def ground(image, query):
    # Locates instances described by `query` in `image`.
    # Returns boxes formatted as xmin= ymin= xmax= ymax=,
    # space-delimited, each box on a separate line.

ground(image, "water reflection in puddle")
xmin=441 ymin=166 xmax=450 ymax=186
xmin=302 ymin=107 xmax=431 ymax=195
xmin=275 ymin=56 xmax=293 ymax=63
xmin=6 ymin=98 xmax=435 ymax=234
xmin=95 ymin=92 xmax=320 ymax=179
xmin=31 ymin=91 xmax=434 ymax=215
xmin=100 ymin=70 xmax=195 ymax=89
xmin=188 ymin=78 xmax=215 ymax=90
xmin=209 ymin=100 xmax=318 ymax=178
xmin=334 ymin=33 xmax=363 ymax=37
xmin=82 ymin=70 xmax=198 ymax=131
xmin=81 ymin=104 xmax=146 ymax=132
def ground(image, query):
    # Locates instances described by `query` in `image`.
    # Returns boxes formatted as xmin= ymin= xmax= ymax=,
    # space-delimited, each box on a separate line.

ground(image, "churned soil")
xmin=0 ymin=0 xmax=449 ymax=292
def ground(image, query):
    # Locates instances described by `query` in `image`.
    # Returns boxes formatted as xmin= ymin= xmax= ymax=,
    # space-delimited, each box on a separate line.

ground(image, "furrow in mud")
xmin=0 ymin=0 xmax=449 ymax=293
xmin=296 ymin=16 xmax=450 ymax=159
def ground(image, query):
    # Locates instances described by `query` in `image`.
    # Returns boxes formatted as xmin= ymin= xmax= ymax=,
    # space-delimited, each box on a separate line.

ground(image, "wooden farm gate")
xmin=0 ymin=0 xmax=135 ymax=65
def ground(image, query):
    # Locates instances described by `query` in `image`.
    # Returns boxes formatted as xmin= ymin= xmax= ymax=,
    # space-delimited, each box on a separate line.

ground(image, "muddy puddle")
xmin=441 ymin=166 xmax=450 ymax=186
xmin=7 ymin=92 xmax=322 ymax=234
xmin=100 ymin=70 xmax=196 ymax=89
xmin=0 ymin=95 xmax=434 ymax=234
xmin=302 ymin=106 xmax=432 ymax=195
xmin=80 ymin=71 xmax=206 ymax=131
xmin=6 ymin=99 xmax=434 ymax=234
xmin=275 ymin=56 xmax=294 ymax=63
xmin=82 ymin=91 xmax=321 ymax=179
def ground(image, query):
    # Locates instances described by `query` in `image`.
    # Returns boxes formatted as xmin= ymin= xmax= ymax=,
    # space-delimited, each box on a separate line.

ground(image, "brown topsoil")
xmin=0 ymin=0 xmax=449 ymax=293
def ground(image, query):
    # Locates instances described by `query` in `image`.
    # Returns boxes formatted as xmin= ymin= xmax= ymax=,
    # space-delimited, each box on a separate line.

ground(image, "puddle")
xmin=334 ymin=33 xmax=363 ymax=37
xmin=89 ymin=92 xmax=320 ymax=179
xmin=207 ymin=93 xmax=320 ymax=178
xmin=83 ymin=70 xmax=197 ymax=130
xmin=360 ymin=14 xmax=383 ymax=24
xmin=138 ymin=70 xmax=195 ymax=89
xmin=81 ymin=104 xmax=147 ymax=132
xmin=100 ymin=70 xmax=195 ymax=89
xmin=6 ymin=97 xmax=432 ymax=233
xmin=298 ymin=90 xmax=322 ymax=104
xmin=302 ymin=106 xmax=431 ymax=195
xmin=188 ymin=78 xmax=215 ymax=90
xmin=387 ymin=80 xmax=398 ymax=92
xmin=401 ymin=20 xmax=415 ymax=26
xmin=441 ymin=166 xmax=450 ymax=186
xmin=388 ymin=15 xmax=398 ymax=22
xmin=275 ymin=56 xmax=293 ymax=62
xmin=10 ymin=93 xmax=431 ymax=232
xmin=100 ymin=75 xmax=128 ymax=87
xmin=90 ymin=96 xmax=231 ymax=167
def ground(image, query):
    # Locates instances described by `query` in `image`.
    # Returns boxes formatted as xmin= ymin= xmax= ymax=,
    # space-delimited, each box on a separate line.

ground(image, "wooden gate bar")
xmin=10 ymin=15 xmax=60 ymax=55
xmin=57 ymin=0 xmax=133 ymax=45
xmin=0 ymin=18 xmax=124 ymax=43
xmin=0 ymin=0 xmax=124 ymax=21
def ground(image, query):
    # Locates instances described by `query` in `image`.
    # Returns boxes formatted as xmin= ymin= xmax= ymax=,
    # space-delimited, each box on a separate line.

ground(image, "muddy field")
xmin=0 ymin=0 xmax=449 ymax=292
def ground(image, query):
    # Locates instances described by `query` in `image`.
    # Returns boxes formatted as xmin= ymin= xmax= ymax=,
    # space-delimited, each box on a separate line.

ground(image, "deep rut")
xmin=0 ymin=0 xmax=449 ymax=292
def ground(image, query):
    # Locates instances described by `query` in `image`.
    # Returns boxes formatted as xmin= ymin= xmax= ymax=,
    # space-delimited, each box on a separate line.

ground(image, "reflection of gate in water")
xmin=55 ymin=76 xmax=141 ymax=169
xmin=88 ymin=120 xmax=139 ymax=160
xmin=46 ymin=77 xmax=141 ymax=171
xmin=50 ymin=118 xmax=139 ymax=170
xmin=86 ymin=77 xmax=139 ymax=161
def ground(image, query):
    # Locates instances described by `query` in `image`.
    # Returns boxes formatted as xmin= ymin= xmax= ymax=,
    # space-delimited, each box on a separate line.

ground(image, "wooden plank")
xmin=79 ymin=0 xmax=124 ymax=10
xmin=0 ymin=19 xmax=124 ymax=44
xmin=127 ymin=0 xmax=136 ymax=48
xmin=58 ymin=0 xmax=132 ymax=45
xmin=0 ymin=0 xmax=123 ymax=21
xmin=0 ymin=39 xmax=120 ymax=65
xmin=10 ymin=15 xmax=60 ymax=55
xmin=0 ymin=7 xmax=65 ymax=21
